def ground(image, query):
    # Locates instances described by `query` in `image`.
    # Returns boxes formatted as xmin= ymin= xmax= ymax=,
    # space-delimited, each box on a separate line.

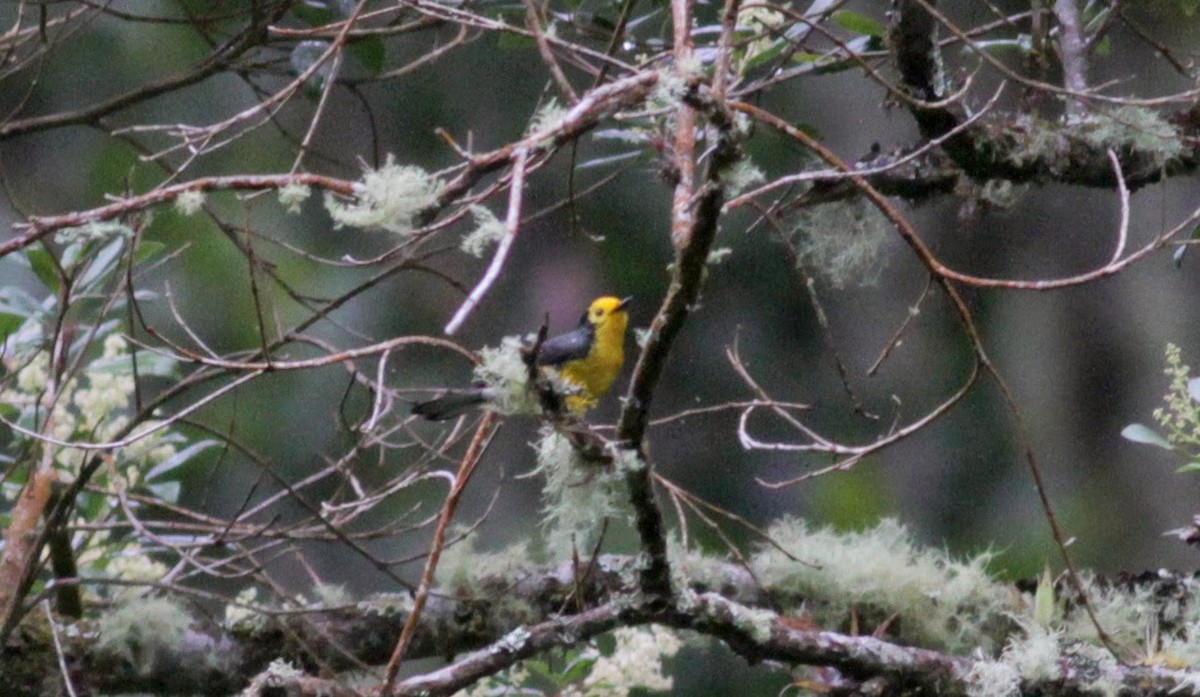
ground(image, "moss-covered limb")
xmin=882 ymin=1 xmax=1200 ymax=194
xmin=16 ymin=541 xmax=1200 ymax=695
xmin=671 ymin=591 xmax=973 ymax=694
xmin=668 ymin=591 xmax=1200 ymax=697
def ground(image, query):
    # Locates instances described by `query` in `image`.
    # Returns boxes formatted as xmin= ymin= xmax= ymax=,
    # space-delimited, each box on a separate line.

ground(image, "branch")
xmin=0 ymin=4 xmax=286 ymax=140
xmin=12 ymin=559 xmax=1200 ymax=696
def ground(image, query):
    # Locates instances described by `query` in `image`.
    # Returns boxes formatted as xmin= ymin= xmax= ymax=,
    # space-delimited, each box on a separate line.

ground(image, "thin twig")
xmin=382 ymin=413 xmax=499 ymax=688
xmin=443 ymin=147 xmax=529 ymax=335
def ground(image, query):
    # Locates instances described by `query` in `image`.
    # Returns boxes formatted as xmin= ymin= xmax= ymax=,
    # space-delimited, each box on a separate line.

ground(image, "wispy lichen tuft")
xmin=787 ymin=197 xmax=891 ymax=288
xmin=534 ymin=425 xmax=626 ymax=555
xmin=278 ymin=182 xmax=312 ymax=214
xmin=174 ymin=189 xmax=206 ymax=216
xmin=1074 ymin=106 xmax=1183 ymax=162
xmin=751 ymin=517 xmax=1013 ymax=652
xmin=461 ymin=205 xmax=508 ymax=257
xmin=527 ymin=98 xmax=570 ymax=137
xmin=96 ymin=596 xmax=192 ymax=675
xmin=473 ymin=335 xmax=538 ymax=416
xmin=324 ymin=155 xmax=444 ymax=235
xmin=724 ymin=159 xmax=766 ymax=196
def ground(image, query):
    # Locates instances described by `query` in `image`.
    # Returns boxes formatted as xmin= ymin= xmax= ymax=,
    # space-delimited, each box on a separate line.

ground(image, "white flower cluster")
xmin=563 ymin=625 xmax=682 ymax=697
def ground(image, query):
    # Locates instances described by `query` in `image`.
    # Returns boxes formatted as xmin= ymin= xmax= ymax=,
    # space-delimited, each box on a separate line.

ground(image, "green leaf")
xmin=349 ymin=36 xmax=387 ymax=74
xmin=147 ymin=480 xmax=181 ymax=503
xmin=77 ymin=237 xmax=126 ymax=291
xmin=291 ymin=2 xmax=334 ymax=26
xmin=146 ymin=439 xmax=217 ymax=481
xmin=1176 ymin=462 xmax=1200 ymax=473
xmin=25 ymin=248 xmax=60 ymax=292
xmin=134 ymin=241 xmax=166 ymax=264
xmin=559 ymin=654 xmax=596 ymax=683
xmin=0 ymin=312 xmax=23 ymax=338
xmin=1033 ymin=565 xmax=1056 ymax=627
xmin=498 ymin=32 xmax=536 ymax=49
xmin=1120 ymin=423 xmax=1173 ymax=449
xmin=831 ymin=10 xmax=887 ymax=38
xmin=1094 ymin=35 xmax=1111 ymax=57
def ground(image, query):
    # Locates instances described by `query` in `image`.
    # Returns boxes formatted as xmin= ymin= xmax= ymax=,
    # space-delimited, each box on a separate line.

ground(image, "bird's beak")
xmin=617 ymin=296 xmax=633 ymax=312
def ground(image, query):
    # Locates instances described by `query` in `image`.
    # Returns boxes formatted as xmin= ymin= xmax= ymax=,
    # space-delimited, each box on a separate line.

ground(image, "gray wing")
xmin=536 ymin=324 xmax=593 ymax=367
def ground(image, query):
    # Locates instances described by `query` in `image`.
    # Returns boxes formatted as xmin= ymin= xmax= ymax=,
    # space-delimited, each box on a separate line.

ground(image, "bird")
xmin=412 ymin=295 xmax=632 ymax=421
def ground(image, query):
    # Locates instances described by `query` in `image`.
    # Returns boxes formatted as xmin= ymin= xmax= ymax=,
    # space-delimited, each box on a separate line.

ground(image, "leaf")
xmin=145 ymin=439 xmax=218 ymax=481
xmin=77 ymin=237 xmax=127 ymax=291
xmin=1120 ymin=423 xmax=1173 ymax=449
xmin=133 ymin=241 xmax=166 ymax=264
xmin=147 ymin=480 xmax=181 ymax=504
xmin=1033 ymin=565 xmax=1056 ymax=627
xmin=25 ymin=248 xmax=60 ymax=292
xmin=0 ymin=312 xmax=23 ymax=339
xmin=831 ymin=10 xmax=887 ymax=38
xmin=349 ymin=36 xmax=387 ymax=74
xmin=1176 ymin=462 xmax=1200 ymax=473
xmin=498 ymin=32 xmax=536 ymax=49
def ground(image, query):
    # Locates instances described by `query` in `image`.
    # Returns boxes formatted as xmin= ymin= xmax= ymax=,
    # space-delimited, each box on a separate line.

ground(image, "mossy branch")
xmin=12 ymin=555 xmax=1200 ymax=696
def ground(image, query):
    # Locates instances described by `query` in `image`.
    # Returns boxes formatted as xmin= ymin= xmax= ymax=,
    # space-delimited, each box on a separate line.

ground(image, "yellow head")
xmin=584 ymin=296 xmax=632 ymax=336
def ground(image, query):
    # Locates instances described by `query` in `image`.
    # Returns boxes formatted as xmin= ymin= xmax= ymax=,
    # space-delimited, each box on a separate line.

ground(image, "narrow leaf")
xmin=831 ymin=10 xmax=887 ymax=38
xmin=1120 ymin=424 xmax=1173 ymax=449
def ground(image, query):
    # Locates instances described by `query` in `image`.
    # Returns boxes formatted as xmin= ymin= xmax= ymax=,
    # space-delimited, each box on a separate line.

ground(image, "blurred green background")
xmin=3 ymin=4 xmax=1200 ymax=689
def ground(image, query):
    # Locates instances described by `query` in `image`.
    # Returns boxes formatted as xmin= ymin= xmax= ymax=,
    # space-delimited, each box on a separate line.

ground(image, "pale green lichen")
xmin=312 ymin=582 xmax=352 ymax=608
xmin=724 ymin=160 xmax=766 ymax=196
xmin=730 ymin=605 xmax=776 ymax=644
xmin=496 ymin=626 xmax=532 ymax=653
xmin=999 ymin=623 xmax=1061 ymax=683
xmin=174 ymin=189 xmax=206 ymax=216
xmin=609 ymin=444 xmax=644 ymax=473
xmin=1006 ymin=116 xmax=1061 ymax=167
xmin=706 ymin=247 xmax=734 ymax=265
xmin=979 ymin=179 xmax=1028 ymax=209
xmin=54 ymin=220 xmax=135 ymax=244
xmin=534 ymin=426 xmax=626 ymax=556
xmin=669 ymin=538 xmax=740 ymax=594
xmin=964 ymin=659 xmax=1021 ymax=697
xmin=324 ymin=155 xmax=444 ymax=235
xmin=438 ymin=532 xmax=534 ymax=589
xmin=96 ymin=596 xmax=191 ymax=675
xmin=360 ymin=593 xmax=415 ymax=618
xmin=224 ymin=586 xmax=261 ymax=628
xmin=751 ymin=517 xmax=1013 ymax=652
xmin=1062 ymin=642 xmax=1121 ymax=696
xmin=460 ymin=204 xmax=507 ymax=258
xmin=473 ymin=335 xmax=539 ymax=416
xmin=527 ymin=98 xmax=570 ymax=137
xmin=1073 ymin=106 xmax=1183 ymax=162
xmin=278 ymin=182 xmax=312 ymax=214
xmin=787 ymin=196 xmax=890 ymax=288
xmin=1058 ymin=575 xmax=1159 ymax=650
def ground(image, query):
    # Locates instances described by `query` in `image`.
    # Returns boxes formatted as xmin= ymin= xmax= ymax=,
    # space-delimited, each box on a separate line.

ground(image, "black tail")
xmin=411 ymin=388 xmax=493 ymax=421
